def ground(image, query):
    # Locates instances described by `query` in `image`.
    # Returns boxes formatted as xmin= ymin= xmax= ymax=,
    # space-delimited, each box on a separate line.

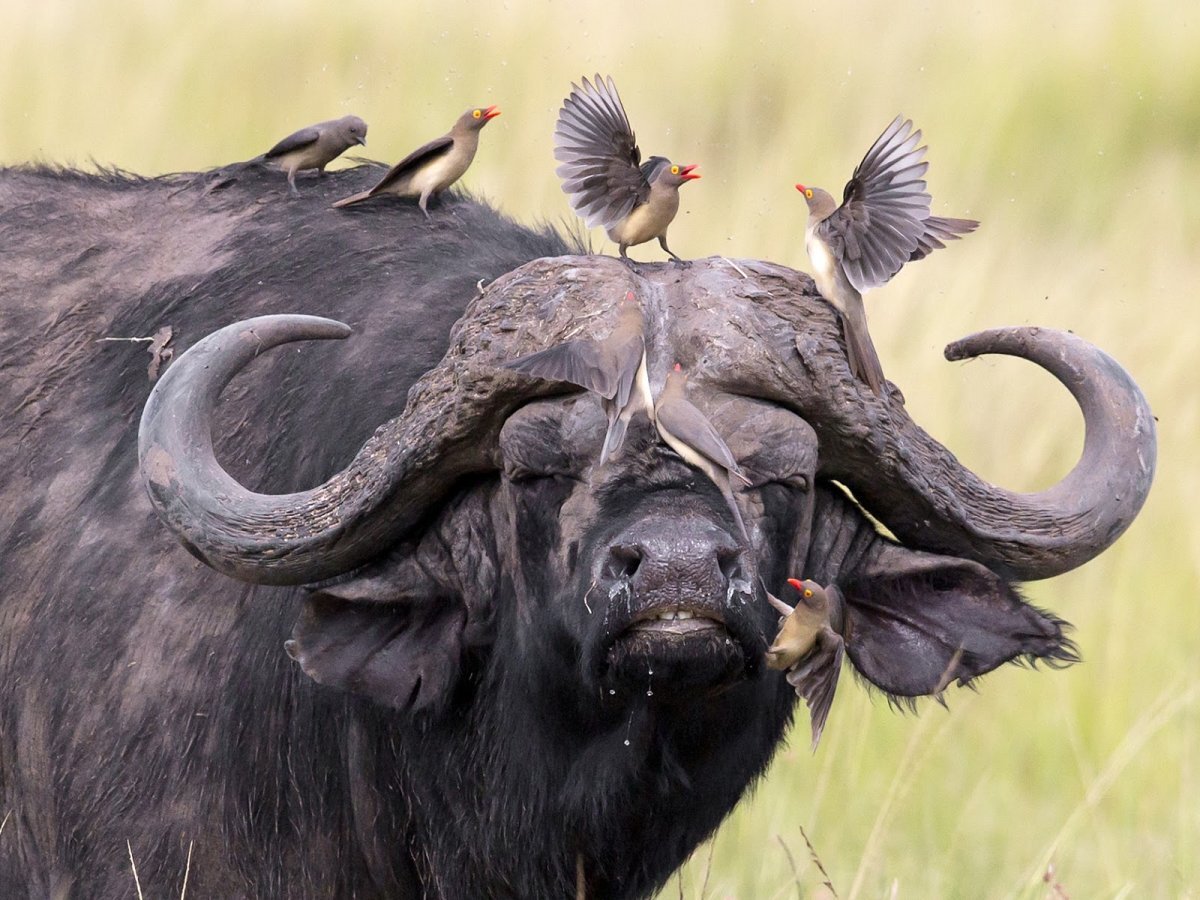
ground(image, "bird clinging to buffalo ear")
xmin=796 ymin=116 xmax=978 ymax=394
xmin=333 ymin=106 xmax=500 ymax=215
xmin=554 ymin=74 xmax=700 ymax=264
xmin=654 ymin=364 xmax=750 ymax=542
xmin=263 ymin=115 xmax=368 ymax=196
xmin=503 ymin=292 xmax=652 ymax=464
xmin=765 ymin=578 xmax=845 ymax=750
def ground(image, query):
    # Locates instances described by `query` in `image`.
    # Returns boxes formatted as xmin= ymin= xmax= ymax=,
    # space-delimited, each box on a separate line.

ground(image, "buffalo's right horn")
xmin=795 ymin=325 xmax=1156 ymax=581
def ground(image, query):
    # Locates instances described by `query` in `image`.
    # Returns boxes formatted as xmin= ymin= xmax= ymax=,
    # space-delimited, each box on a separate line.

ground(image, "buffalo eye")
xmin=503 ymin=461 xmax=575 ymax=484
xmin=771 ymin=473 xmax=810 ymax=492
xmin=744 ymin=471 xmax=810 ymax=493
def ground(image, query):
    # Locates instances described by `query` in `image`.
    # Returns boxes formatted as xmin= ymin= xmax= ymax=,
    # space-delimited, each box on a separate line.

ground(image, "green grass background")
xmin=3 ymin=1 xmax=1197 ymax=896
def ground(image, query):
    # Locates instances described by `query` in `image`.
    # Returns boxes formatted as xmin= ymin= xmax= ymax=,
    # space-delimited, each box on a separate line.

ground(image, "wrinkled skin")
xmin=287 ymin=394 xmax=819 ymax=897
xmin=1 ymin=164 xmax=1155 ymax=899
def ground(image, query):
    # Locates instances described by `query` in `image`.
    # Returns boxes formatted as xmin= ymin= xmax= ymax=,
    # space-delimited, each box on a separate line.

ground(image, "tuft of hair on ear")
xmin=838 ymin=562 xmax=1079 ymax=705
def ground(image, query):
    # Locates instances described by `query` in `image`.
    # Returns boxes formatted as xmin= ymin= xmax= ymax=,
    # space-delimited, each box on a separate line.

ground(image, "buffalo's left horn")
xmin=138 ymin=314 xmax=546 ymax=585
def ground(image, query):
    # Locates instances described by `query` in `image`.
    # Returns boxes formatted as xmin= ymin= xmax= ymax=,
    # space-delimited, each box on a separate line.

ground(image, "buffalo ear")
xmin=285 ymin=572 xmax=468 ymax=716
xmin=839 ymin=546 xmax=1078 ymax=699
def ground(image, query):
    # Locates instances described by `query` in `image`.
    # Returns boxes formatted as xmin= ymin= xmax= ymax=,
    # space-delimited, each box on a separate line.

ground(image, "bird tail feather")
xmin=722 ymin=480 xmax=750 ymax=544
xmin=331 ymin=190 xmax=373 ymax=209
xmin=600 ymin=416 xmax=630 ymax=465
xmin=841 ymin=310 xmax=886 ymax=395
xmin=910 ymin=215 xmax=980 ymax=261
xmin=926 ymin=215 xmax=979 ymax=238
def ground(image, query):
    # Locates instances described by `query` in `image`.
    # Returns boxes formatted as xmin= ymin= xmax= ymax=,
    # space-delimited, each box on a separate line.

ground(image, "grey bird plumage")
xmin=765 ymin=578 xmax=845 ymax=750
xmin=264 ymin=115 xmax=367 ymax=196
xmin=554 ymin=75 xmax=700 ymax=263
xmin=654 ymin=364 xmax=750 ymax=541
xmin=503 ymin=292 xmax=652 ymax=464
xmin=797 ymin=116 xmax=978 ymax=393
xmin=333 ymin=106 xmax=500 ymax=215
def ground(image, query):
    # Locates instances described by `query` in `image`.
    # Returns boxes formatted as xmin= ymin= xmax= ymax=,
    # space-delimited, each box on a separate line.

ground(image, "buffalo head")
xmin=137 ymin=254 xmax=1154 ymax=895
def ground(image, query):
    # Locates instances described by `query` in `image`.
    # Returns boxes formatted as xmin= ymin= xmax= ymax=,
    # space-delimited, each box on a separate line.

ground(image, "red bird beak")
xmin=794 ymin=183 xmax=806 ymax=193
xmin=482 ymin=105 xmax=501 ymax=120
xmin=786 ymin=578 xmax=804 ymax=591
xmin=679 ymin=163 xmax=701 ymax=182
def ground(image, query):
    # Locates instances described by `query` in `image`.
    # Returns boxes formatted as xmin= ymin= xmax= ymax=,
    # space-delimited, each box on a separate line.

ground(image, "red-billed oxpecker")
xmin=333 ymin=106 xmax=500 ymax=215
xmin=654 ymin=364 xmax=750 ymax=542
xmin=503 ymin=292 xmax=652 ymax=465
xmin=263 ymin=115 xmax=367 ymax=197
xmin=766 ymin=578 xmax=845 ymax=750
xmin=554 ymin=75 xmax=700 ymax=263
xmin=796 ymin=116 xmax=978 ymax=393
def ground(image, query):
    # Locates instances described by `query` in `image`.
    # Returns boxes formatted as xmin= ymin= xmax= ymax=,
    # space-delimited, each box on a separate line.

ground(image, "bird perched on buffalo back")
xmin=554 ymin=75 xmax=700 ymax=263
xmin=796 ymin=116 xmax=978 ymax=393
xmin=765 ymin=578 xmax=845 ymax=750
xmin=654 ymin=364 xmax=750 ymax=542
xmin=333 ymin=106 xmax=500 ymax=214
xmin=502 ymin=292 xmax=652 ymax=465
xmin=263 ymin=115 xmax=367 ymax=196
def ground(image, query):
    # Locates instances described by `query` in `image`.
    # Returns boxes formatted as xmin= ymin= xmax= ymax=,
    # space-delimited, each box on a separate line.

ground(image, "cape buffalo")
xmin=0 ymin=163 xmax=1156 ymax=898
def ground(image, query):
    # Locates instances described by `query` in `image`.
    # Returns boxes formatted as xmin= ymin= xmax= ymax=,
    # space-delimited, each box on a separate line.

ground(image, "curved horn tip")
xmin=237 ymin=314 xmax=353 ymax=343
xmin=944 ymin=326 xmax=1027 ymax=362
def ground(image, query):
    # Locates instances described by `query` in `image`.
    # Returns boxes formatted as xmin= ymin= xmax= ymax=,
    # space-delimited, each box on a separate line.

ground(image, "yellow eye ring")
xmin=473 ymin=109 xmax=482 ymax=119
xmin=804 ymin=589 xmax=813 ymax=598
xmin=670 ymin=165 xmax=680 ymax=175
xmin=804 ymin=188 xmax=814 ymax=199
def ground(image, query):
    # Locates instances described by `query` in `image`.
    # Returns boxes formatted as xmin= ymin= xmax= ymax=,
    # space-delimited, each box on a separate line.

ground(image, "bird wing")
xmin=554 ymin=74 xmax=649 ymax=230
xmin=264 ymin=126 xmax=320 ymax=159
xmin=656 ymin=397 xmax=749 ymax=483
xmin=784 ymin=628 xmax=845 ymax=750
xmin=818 ymin=116 xmax=933 ymax=293
xmin=610 ymin=335 xmax=645 ymax=411
xmin=369 ymin=135 xmax=455 ymax=195
xmin=597 ymin=338 xmax=646 ymax=464
xmin=503 ymin=340 xmax=618 ymax=399
xmin=909 ymin=215 xmax=980 ymax=262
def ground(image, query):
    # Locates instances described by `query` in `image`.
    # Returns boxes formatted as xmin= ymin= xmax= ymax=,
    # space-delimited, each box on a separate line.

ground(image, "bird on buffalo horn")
xmin=765 ymin=578 xmax=845 ymax=750
xmin=554 ymin=74 xmax=700 ymax=264
xmin=262 ymin=115 xmax=367 ymax=196
xmin=654 ymin=363 xmax=750 ymax=542
xmin=502 ymin=292 xmax=652 ymax=465
xmin=796 ymin=115 xmax=978 ymax=394
xmin=333 ymin=105 xmax=500 ymax=215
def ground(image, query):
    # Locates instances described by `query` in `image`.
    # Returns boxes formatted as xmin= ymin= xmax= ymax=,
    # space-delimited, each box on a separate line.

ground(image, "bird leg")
xmin=419 ymin=191 xmax=432 ymax=220
xmin=658 ymin=236 xmax=689 ymax=267
xmin=286 ymin=168 xmax=300 ymax=198
xmin=618 ymin=244 xmax=639 ymax=269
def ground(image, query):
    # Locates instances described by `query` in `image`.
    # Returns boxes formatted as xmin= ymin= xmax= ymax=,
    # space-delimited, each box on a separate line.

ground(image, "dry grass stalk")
xmin=800 ymin=825 xmax=838 ymax=897
xmin=127 ymin=839 xmax=144 ymax=900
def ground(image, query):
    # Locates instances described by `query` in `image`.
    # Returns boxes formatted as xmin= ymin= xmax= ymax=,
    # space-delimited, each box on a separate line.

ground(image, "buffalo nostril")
xmin=605 ymin=544 xmax=642 ymax=580
xmin=717 ymin=548 xmax=742 ymax=582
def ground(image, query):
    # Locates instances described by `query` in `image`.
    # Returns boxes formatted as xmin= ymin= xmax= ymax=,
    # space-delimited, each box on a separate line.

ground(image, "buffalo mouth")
xmin=599 ymin=597 xmax=761 ymax=697
xmin=625 ymin=604 xmax=726 ymax=638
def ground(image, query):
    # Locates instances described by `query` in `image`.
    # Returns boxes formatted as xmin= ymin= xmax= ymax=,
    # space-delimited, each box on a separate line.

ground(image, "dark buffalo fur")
xmin=0 ymin=164 xmax=575 ymax=897
xmin=0 ymin=164 xmax=1078 ymax=899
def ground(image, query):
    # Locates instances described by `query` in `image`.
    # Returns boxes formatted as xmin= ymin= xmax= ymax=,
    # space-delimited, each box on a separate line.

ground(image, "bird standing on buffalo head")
xmin=654 ymin=364 xmax=750 ymax=542
xmin=263 ymin=115 xmax=367 ymax=196
xmin=797 ymin=116 xmax=978 ymax=394
xmin=765 ymin=578 xmax=845 ymax=750
xmin=333 ymin=105 xmax=500 ymax=215
xmin=502 ymin=292 xmax=652 ymax=465
xmin=555 ymin=75 xmax=700 ymax=264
